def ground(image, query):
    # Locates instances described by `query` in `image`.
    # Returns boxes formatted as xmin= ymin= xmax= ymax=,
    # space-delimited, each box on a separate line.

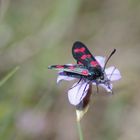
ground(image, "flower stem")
xmin=77 ymin=120 xmax=84 ymax=140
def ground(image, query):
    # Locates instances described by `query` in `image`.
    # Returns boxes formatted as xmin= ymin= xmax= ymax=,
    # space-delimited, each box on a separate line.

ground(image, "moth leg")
xmin=96 ymin=84 xmax=99 ymax=94
xmin=111 ymin=90 xmax=114 ymax=94
xmin=80 ymin=81 xmax=91 ymax=100
xmin=69 ymin=77 xmax=82 ymax=90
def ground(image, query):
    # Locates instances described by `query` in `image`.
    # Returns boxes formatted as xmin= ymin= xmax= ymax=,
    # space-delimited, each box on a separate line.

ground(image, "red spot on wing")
xmin=81 ymin=70 xmax=88 ymax=76
xmin=90 ymin=61 xmax=99 ymax=67
xmin=74 ymin=47 xmax=85 ymax=53
xmin=87 ymin=54 xmax=91 ymax=58
xmin=78 ymin=62 xmax=83 ymax=64
xmin=81 ymin=55 xmax=87 ymax=60
xmin=81 ymin=54 xmax=91 ymax=60
xmin=69 ymin=66 xmax=75 ymax=70
xmin=56 ymin=65 xmax=64 ymax=68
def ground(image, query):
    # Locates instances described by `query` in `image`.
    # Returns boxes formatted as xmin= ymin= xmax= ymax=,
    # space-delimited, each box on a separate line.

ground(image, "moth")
xmin=48 ymin=41 xmax=116 ymax=91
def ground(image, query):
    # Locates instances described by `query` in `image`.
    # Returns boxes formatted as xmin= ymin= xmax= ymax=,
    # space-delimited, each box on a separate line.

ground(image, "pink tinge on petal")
xmin=68 ymin=81 xmax=89 ymax=105
xmin=95 ymin=56 xmax=106 ymax=68
xmin=57 ymin=75 xmax=76 ymax=84
xmin=105 ymin=66 xmax=121 ymax=81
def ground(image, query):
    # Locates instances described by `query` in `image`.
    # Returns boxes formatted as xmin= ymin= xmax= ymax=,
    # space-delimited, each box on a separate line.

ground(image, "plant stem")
xmin=77 ymin=120 xmax=84 ymax=140
xmin=0 ymin=66 xmax=20 ymax=87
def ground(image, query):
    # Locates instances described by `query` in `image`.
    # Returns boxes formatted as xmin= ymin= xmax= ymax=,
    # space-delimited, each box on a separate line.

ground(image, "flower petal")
xmin=100 ymin=83 xmax=113 ymax=92
xmin=92 ymin=81 xmax=96 ymax=86
xmin=57 ymin=74 xmax=76 ymax=84
xmin=105 ymin=66 xmax=121 ymax=81
xmin=68 ymin=81 xmax=89 ymax=105
xmin=95 ymin=56 xmax=105 ymax=68
xmin=92 ymin=81 xmax=113 ymax=93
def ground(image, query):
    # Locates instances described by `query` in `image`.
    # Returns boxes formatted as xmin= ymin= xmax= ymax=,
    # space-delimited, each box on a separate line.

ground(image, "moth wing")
xmin=72 ymin=41 xmax=101 ymax=69
xmin=48 ymin=64 xmax=91 ymax=76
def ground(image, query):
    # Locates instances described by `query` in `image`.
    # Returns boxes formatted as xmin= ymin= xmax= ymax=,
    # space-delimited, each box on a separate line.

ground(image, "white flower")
xmin=57 ymin=56 xmax=121 ymax=106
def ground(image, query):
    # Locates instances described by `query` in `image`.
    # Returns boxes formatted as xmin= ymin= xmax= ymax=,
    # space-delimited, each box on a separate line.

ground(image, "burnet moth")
xmin=48 ymin=41 xmax=116 ymax=90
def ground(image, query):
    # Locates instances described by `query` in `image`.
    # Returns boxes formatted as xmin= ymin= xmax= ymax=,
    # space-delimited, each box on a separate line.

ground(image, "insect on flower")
xmin=48 ymin=41 xmax=121 ymax=110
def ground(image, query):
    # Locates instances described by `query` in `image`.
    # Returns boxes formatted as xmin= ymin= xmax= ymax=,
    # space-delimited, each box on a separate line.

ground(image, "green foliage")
xmin=0 ymin=66 xmax=19 ymax=87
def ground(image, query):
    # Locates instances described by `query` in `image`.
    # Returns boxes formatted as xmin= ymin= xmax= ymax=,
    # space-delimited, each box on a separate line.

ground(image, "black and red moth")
xmin=48 ymin=41 xmax=116 ymax=84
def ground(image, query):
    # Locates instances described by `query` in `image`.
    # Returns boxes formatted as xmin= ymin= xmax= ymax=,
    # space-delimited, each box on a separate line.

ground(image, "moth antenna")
xmin=103 ymin=49 xmax=116 ymax=72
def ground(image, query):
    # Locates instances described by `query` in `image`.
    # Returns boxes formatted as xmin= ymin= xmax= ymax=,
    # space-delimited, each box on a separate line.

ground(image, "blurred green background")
xmin=0 ymin=0 xmax=140 ymax=140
